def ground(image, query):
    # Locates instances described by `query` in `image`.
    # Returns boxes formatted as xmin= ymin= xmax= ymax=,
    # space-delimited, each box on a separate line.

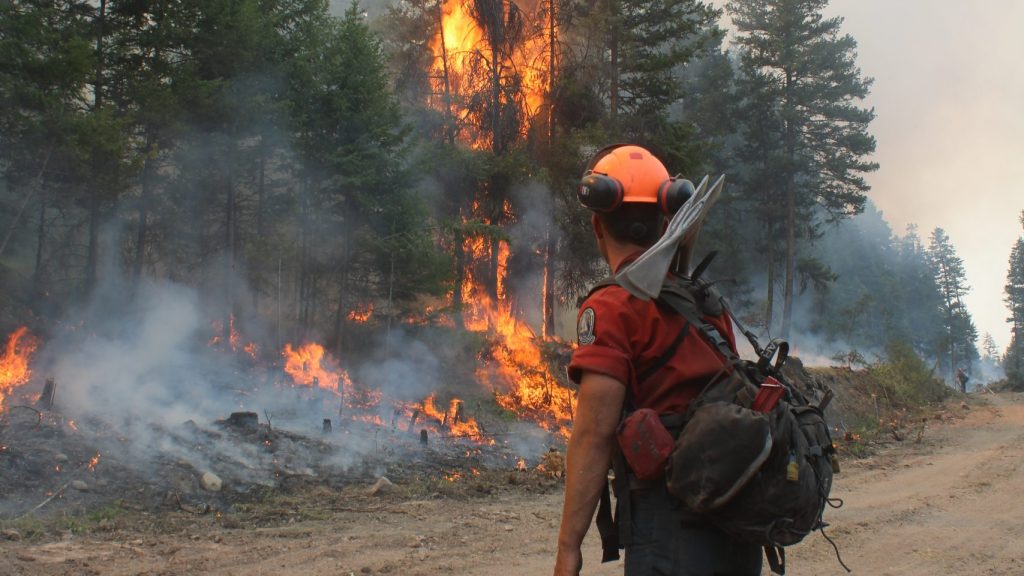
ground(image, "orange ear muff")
xmin=657 ymin=177 xmax=695 ymax=215
xmin=578 ymin=171 xmax=625 ymax=212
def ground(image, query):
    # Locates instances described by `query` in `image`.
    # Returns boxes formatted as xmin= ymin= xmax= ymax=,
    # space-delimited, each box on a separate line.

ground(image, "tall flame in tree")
xmin=463 ymin=237 xmax=575 ymax=438
xmin=0 ymin=327 xmax=38 ymax=411
xmin=430 ymin=0 xmax=551 ymax=149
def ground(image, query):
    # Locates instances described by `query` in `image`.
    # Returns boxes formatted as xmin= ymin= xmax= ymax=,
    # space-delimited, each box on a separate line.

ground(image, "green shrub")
xmin=868 ymin=340 xmax=948 ymax=404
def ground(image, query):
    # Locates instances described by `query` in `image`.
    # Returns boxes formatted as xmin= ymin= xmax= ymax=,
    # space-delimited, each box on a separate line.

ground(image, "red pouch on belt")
xmin=616 ymin=408 xmax=675 ymax=480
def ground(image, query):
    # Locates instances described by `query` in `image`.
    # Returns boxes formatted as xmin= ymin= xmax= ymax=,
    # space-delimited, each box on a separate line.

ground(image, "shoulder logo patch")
xmin=577 ymin=307 xmax=596 ymax=345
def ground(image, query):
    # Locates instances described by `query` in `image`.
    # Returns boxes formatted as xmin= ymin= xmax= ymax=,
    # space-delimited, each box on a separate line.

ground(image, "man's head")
xmin=577 ymin=145 xmax=694 ymax=261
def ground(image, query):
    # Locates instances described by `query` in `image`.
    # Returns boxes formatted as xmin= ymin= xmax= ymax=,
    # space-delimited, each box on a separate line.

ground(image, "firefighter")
xmin=553 ymin=145 xmax=762 ymax=576
xmin=956 ymin=367 xmax=970 ymax=393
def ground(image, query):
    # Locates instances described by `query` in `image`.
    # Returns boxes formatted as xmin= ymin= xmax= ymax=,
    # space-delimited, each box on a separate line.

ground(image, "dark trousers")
xmin=624 ymin=484 xmax=762 ymax=576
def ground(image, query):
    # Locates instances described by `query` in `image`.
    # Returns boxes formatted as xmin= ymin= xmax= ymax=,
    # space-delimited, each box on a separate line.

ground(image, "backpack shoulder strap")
xmin=656 ymin=277 xmax=737 ymax=362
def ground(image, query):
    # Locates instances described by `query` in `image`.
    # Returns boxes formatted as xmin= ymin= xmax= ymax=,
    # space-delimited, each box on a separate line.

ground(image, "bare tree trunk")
xmin=133 ymin=134 xmax=156 ymax=282
xmin=133 ymin=1 xmax=164 ymax=284
xmin=33 ymin=192 xmax=46 ymax=296
xmin=85 ymin=196 xmax=101 ymax=295
xmin=780 ymin=70 xmax=795 ymax=339
xmin=223 ymin=139 xmax=236 ymax=344
xmin=781 ymin=183 xmax=795 ymax=339
xmin=608 ymin=0 xmax=618 ymax=124
xmin=298 ymin=181 xmax=310 ymax=333
xmin=333 ymin=226 xmax=352 ymax=358
xmin=542 ymin=0 xmax=557 ymax=338
xmin=765 ymin=224 xmax=775 ymax=332
xmin=256 ymin=136 xmax=267 ymax=237
xmin=85 ymin=0 xmax=108 ymax=296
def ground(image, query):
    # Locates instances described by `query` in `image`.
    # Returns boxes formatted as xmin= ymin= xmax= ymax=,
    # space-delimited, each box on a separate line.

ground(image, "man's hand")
xmin=553 ymin=545 xmax=583 ymax=576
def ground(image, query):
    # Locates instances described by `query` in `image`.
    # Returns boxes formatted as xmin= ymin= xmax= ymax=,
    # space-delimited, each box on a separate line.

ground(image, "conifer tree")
xmin=1005 ymin=211 xmax=1024 ymax=384
xmin=727 ymin=0 xmax=877 ymax=337
xmin=929 ymin=228 xmax=977 ymax=380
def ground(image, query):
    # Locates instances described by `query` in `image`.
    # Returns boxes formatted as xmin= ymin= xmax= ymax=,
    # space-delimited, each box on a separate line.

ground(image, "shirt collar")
xmin=613 ymin=249 xmax=647 ymax=274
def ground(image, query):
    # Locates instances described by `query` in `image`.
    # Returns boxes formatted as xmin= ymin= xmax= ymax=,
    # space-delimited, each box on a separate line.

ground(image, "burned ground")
xmin=1 ymin=360 xmax=969 ymax=574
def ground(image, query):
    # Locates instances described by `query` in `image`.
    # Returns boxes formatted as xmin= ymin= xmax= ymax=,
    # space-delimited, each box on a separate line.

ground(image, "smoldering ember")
xmin=2 ymin=0 xmax=1024 ymax=574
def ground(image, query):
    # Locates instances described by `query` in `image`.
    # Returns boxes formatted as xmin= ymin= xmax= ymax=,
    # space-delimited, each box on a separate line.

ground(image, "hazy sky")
xmin=721 ymin=0 xmax=1024 ymax=351
xmin=822 ymin=0 xmax=1024 ymax=351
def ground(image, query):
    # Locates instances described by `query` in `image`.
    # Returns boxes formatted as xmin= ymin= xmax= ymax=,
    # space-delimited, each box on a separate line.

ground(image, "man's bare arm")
xmin=553 ymin=372 xmax=626 ymax=576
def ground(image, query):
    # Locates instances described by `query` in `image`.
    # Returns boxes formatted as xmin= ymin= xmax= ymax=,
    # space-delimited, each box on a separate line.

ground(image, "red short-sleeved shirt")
xmin=568 ymin=261 xmax=737 ymax=415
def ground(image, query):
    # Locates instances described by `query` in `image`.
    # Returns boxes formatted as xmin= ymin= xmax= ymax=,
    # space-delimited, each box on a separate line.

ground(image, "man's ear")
xmin=591 ymin=213 xmax=604 ymax=240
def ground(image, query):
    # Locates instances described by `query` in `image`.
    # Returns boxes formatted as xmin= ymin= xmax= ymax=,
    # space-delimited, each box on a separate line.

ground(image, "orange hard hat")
xmin=578 ymin=145 xmax=694 ymax=214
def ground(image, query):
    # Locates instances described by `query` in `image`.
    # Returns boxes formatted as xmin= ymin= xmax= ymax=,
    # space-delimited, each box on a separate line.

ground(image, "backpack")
xmin=594 ymin=271 xmax=846 ymax=576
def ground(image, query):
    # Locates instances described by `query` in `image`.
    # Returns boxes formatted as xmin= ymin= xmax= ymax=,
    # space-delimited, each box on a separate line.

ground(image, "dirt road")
xmin=3 ymin=393 xmax=1023 ymax=576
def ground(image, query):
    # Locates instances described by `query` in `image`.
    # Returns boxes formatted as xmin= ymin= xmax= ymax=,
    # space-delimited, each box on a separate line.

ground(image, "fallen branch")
xmin=4 ymin=405 xmax=43 ymax=426
xmin=17 ymin=480 xmax=74 ymax=520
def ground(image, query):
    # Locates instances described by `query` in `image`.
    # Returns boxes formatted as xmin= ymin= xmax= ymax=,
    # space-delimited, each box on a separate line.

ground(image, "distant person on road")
xmin=956 ymin=367 xmax=970 ymax=393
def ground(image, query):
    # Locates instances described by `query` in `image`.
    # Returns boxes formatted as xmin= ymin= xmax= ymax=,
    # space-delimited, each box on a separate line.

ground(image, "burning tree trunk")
xmin=541 ymin=0 xmax=557 ymax=337
xmin=437 ymin=0 xmax=457 ymax=146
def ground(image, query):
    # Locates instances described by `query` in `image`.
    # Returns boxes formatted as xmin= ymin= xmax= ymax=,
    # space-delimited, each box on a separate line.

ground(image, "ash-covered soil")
xmin=1 ymin=392 xmax=1019 ymax=576
xmin=2 ymin=364 xmax=1010 ymax=576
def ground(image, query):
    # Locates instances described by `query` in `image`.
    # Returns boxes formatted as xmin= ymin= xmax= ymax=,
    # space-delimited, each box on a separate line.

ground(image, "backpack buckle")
xmin=756 ymin=339 xmax=790 ymax=373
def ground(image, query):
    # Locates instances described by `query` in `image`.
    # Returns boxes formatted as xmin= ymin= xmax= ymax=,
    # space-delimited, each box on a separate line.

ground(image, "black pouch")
xmin=665 ymin=401 xmax=773 ymax=512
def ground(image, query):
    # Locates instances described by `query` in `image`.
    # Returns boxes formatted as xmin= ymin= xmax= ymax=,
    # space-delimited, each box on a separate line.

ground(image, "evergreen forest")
xmin=1 ymin=0 xmax=1015 ymax=390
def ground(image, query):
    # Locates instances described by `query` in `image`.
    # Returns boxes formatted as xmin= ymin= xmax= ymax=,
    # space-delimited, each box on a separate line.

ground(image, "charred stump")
xmin=225 ymin=411 xmax=259 ymax=430
xmin=36 ymin=378 xmax=56 ymax=411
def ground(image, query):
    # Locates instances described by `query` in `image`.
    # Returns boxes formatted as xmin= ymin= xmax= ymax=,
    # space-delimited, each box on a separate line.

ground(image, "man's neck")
xmin=605 ymin=242 xmax=647 ymax=274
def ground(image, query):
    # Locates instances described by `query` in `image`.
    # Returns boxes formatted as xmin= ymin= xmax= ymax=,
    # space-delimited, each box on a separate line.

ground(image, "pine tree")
xmin=1005 ymin=211 xmax=1024 ymax=385
xmin=290 ymin=3 xmax=445 ymax=350
xmin=981 ymin=333 xmax=1000 ymax=361
xmin=929 ymin=228 xmax=977 ymax=381
xmin=727 ymin=0 xmax=878 ymax=338
xmin=603 ymin=0 xmax=721 ymax=165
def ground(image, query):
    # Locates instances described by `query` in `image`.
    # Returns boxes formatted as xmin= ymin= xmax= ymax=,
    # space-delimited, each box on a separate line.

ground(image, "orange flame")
xmin=430 ymin=0 xmax=551 ymax=148
xmin=418 ymin=393 xmax=490 ymax=442
xmin=347 ymin=303 xmax=374 ymax=324
xmin=460 ymin=233 xmax=575 ymax=438
xmin=282 ymin=342 xmax=348 ymax=394
xmin=281 ymin=341 xmax=384 ymax=414
xmin=88 ymin=452 xmax=101 ymax=472
xmin=210 ymin=314 xmax=259 ymax=359
xmin=0 ymin=327 xmax=38 ymax=411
